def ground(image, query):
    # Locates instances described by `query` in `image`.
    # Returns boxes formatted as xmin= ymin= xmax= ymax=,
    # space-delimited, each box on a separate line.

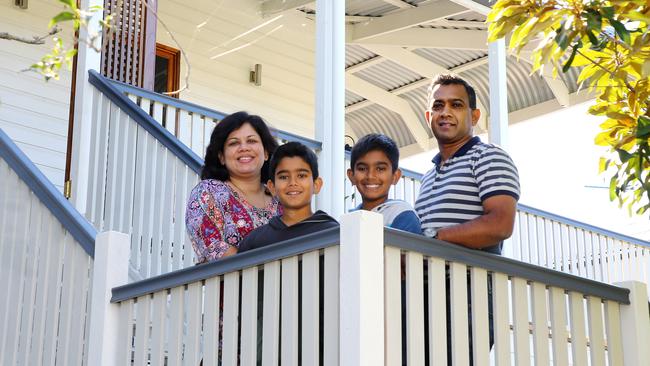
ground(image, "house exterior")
xmin=1 ymin=0 xmax=649 ymax=365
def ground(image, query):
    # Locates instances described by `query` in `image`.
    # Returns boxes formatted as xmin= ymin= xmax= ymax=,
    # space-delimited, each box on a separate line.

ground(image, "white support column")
xmin=339 ymin=211 xmax=385 ymax=366
xmin=70 ymin=0 xmax=104 ymax=214
xmin=87 ymin=231 xmax=130 ymax=366
xmin=487 ymin=39 xmax=508 ymax=148
xmin=315 ymin=0 xmax=345 ymax=218
xmin=614 ymin=281 xmax=650 ymax=366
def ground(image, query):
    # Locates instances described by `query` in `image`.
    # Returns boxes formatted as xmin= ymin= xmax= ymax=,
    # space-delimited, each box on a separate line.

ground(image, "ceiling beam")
xmin=349 ymin=0 xmax=468 ymax=42
xmin=448 ymin=0 xmax=492 ymax=15
xmin=350 ymin=27 xmax=489 ymax=49
xmin=347 ymin=74 xmax=430 ymax=150
xmin=381 ymin=0 xmax=416 ymax=9
xmin=260 ymin=0 xmax=315 ymax=17
xmin=429 ymin=19 xmax=488 ymax=29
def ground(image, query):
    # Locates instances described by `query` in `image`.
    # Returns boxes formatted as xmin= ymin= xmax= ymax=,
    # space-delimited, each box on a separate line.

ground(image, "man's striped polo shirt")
xmin=414 ymin=136 xmax=520 ymax=254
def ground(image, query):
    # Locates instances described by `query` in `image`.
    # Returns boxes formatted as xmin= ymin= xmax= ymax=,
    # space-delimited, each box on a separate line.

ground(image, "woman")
xmin=185 ymin=111 xmax=282 ymax=263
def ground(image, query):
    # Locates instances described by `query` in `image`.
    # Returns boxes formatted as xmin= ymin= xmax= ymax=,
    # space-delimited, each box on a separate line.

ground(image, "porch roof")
xmin=261 ymin=0 xmax=588 ymax=152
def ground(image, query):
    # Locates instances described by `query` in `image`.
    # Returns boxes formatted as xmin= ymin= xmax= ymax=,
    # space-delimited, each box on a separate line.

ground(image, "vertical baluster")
xmin=587 ymin=297 xmax=606 ymax=366
xmin=191 ymin=114 xmax=204 ymax=157
xmin=544 ymin=218 xmax=555 ymax=269
xmin=470 ymin=267 xmax=489 ymax=366
xmin=584 ymin=231 xmax=595 ymax=280
xmin=512 ymin=277 xmax=530 ymax=366
xmin=122 ymin=115 xmax=138 ymax=234
xmin=172 ymin=162 xmax=188 ymax=270
xmin=552 ymin=221 xmax=563 ymax=272
xmin=133 ymin=295 xmax=151 ymax=366
xmin=576 ymin=229 xmax=586 ymax=277
xmin=185 ymin=282 xmax=204 ymax=366
xmin=177 ymin=110 xmax=192 ymax=147
xmin=520 ymin=213 xmax=530 ymax=263
xmin=404 ymin=177 xmax=415 ymax=208
xmin=223 ymin=272 xmax=240 ymax=366
xmin=204 ymin=277 xmax=221 ymax=366
xmin=405 ymin=251 xmax=424 ymax=366
xmin=149 ymin=145 xmax=166 ymax=276
xmin=131 ymin=125 xmax=148 ymax=277
xmin=527 ymin=213 xmax=537 ymax=265
xmin=427 ymin=257 xmax=447 ymax=366
xmin=537 ymin=217 xmax=547 ymax=267
xmin=323 ymin=246 xmax=339 ymax=366
xmin=168 ymin=286 xmax=185 ymax=365
xmin=56 ymin=235 xmax=79 ymax=366
xmin=531 ymin=282 xmax=549 ymax=366
xmin=262 ymin=261 xmax=281 ymax=366
xmin=568 ymin=292 xmax=587 ymax=365
xmin=241 ymin=267 xmax=259 ymax=366
xmin=152 ymin=100 xmax=164 ymax=126
xmin=449 ymin=262 xmax=469 ymax=366
xmin=116 ymin=299 xmax=135 ymax=365
xmin=281 ymin=256 xmax=299 ymax=366
xmin=492 ymin=272 xmax=510 ymax=366
xmin=165 ymin=104 xmax=177 ymax=135
xmin=159 ymin=152 xmax=175 ymax=274
xmin=510 ymin=212 xmax=522 ymax=261
xmin=384 ymin=246 xmax=401 ymax=366
xmin=301 ymin=251 xmax=320 ymax=366
xmin=549 ymin=287 xmax=568 ymax=366
xmin=604 ymin=300 xmax=623 ymax=366
xmin=150 ymin=291 xmax=167 ymax=366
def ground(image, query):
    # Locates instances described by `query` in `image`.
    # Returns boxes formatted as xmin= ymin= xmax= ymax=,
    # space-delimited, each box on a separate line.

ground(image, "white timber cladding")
xmin=155 ymin=0 xmax=316 ymax=139
xmin=0 ymin=1 xmax=74 ymax=191
xmin=0 ymin=159 xmax=92 ymax=366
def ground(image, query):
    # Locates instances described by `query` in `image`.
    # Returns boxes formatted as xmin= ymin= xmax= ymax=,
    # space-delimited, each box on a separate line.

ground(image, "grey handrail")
xmin=384 ymin=228 xmax=630 ymax=304
xmin=0 ymin=128 xmax=96 ymax=257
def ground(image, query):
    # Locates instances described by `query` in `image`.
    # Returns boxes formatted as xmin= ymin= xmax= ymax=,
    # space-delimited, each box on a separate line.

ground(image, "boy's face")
xmin=347 ymin=150 xmax=401 ymax=210
xmin=268 ymin=156 xmax=322 ymax=211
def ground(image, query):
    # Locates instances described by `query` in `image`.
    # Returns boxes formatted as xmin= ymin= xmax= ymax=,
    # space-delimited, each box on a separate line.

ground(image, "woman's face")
xmin=219 ymin=122 xmax=268 ymax=180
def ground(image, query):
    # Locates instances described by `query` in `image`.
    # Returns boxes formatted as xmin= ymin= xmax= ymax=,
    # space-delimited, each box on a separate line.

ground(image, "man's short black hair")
xmin=349 ymin=133 xmax=399 ymax=172
xmin=427 ymin=74 xmax=478 ymax=110
xmin=268 ymin=141 xmax=319 ymax=182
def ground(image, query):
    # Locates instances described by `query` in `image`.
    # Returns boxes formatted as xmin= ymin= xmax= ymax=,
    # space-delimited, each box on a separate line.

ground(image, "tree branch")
xmin=0 ymin=27 xmax=61 ymax=45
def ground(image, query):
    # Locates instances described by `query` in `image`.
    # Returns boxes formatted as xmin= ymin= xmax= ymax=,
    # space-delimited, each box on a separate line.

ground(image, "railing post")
xmin=615 ymin=281 xmax=650 ymax=366
xmin=87 ymin=231 xmax=130 ymax=366
xmin=339 ymin=211 xmax=384 ymax=366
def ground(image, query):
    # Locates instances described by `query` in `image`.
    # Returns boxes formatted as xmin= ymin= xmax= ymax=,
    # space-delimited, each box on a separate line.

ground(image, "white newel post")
xmin=87 ymin=231 xmax=130 ymax=366
xmin=70 ymin=0 xmax=104 ymax=215
xmin=615 ymin=281 xmax=650 ymax=366
xmin=315 ymin=0 xmax=345 ymax=219
xmin=339 ymin=211 xmax=385 ymax=366
xmin=488 ymin=39 xmax=508 ymax=148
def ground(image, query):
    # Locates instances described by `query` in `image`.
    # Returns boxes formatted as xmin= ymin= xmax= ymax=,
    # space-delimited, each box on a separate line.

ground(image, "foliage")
xmin=488 ymin=0 xmax=650 ymax=216
xmin=30 ymin=0 xmax=111 ymax=80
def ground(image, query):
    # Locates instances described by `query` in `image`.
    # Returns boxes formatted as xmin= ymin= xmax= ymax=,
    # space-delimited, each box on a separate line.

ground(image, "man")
xmin=415 ymin=74 xmax=520 ymax=254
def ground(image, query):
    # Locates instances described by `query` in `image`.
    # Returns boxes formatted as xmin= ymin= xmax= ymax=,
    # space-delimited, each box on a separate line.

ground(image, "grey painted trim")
xmin=517 ymin=203 xmax=649 ymax=248
xmin=0 ymin=128 xmax=96 ymax=257
xmin=384 ymin=228 xmax=630 ymax=304
xmin=111 ymin=227 xmax=340 ymax=302
xmin=108 ymin=78 xmax=322 ymax=151
xmin=88 ymin=70 xmax=204 ymax=174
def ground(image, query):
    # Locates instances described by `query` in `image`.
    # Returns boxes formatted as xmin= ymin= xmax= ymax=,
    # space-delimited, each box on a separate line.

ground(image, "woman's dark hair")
xmin=201 ymin=111 xmax=278 ymax=182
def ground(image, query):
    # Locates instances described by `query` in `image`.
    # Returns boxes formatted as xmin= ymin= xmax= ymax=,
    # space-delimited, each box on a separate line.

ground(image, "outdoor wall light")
xmin=250 ymin=64 xmax=262 ymax=86
xmin=15 ymin=0 xmax=28 ymax=9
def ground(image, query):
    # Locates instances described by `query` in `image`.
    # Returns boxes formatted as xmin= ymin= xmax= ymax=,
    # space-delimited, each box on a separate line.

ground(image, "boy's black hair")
xmin=349 ymin=133 xmax=399 ymax=172
xmin=268 ymin=141 xmax=319 ymax=182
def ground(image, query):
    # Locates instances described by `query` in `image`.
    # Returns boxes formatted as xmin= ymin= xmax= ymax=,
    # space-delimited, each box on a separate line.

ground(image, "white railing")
xmin=97 ymin=73 xmax=650 ymax=292
xmin=0 ymin=129 xmax=97 ymax=366
xmin=99 ymin=212 xmax=649 ymax=365
xmin=510 ymin=204 xmax=650 ymax=287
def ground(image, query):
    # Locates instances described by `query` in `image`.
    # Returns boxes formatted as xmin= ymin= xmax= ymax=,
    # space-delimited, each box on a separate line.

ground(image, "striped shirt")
xmin=415 ymin=137 xmax=520 ymax=254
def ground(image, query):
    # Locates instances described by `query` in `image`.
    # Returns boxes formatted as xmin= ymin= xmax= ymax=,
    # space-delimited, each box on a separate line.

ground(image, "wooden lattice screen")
xmin=101 ymin=0 xmax=157 ymax=89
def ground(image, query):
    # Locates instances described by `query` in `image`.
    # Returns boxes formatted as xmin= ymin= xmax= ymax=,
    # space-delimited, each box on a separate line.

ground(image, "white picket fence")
xmin=0 ymin=129 xmax=96 ymax=366
xmin=90 ymin=72 xmax=650 ymax=292
xmin=100 ymin=212 xmax=650 ymax=366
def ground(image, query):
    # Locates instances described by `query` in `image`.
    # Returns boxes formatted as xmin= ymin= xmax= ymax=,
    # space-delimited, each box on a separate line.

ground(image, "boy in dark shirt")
xmin=238 ymin=141 xmax=338 ymax=252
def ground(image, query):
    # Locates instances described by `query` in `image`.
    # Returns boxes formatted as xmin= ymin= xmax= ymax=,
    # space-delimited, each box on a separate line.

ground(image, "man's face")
xmin=425 ymin=83 xmax=480 ymax=146
xmin=268 ymin=157 xmax=322 ymax=210
xmin=347 ymin=150 xmax=401 ymax=210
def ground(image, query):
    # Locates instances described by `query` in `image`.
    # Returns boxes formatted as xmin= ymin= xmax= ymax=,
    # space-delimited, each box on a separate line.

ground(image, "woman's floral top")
xmin=185 ymin=179 xmax=281 ymax=263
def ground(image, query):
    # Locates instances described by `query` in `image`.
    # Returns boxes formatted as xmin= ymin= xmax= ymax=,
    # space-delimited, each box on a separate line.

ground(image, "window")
xmin=154 ymin=43 xmax=180 ymax=97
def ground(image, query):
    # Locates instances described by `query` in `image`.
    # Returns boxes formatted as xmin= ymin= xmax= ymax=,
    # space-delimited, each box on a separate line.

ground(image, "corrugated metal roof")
xmin=346 ymin=44 xmax=376 ymax=67
xmin=346 ymin=0 xmax=398 ymax=16
xmin=346 ymin=91 xmax=366 ymax=106
xmin=347 ymin=104 xmax=416 ymax=147
xmin=353 ymin=59 xmax=423 ymax=91
xmin=414 ymin=48 xmax=488 ymax=69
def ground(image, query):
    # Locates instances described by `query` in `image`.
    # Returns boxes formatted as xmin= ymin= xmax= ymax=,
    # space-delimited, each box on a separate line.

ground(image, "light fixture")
xmin=250 ymin=64 xmax=262 ymax=86
xmin=15 ymin=0 xmax=28 ymax=9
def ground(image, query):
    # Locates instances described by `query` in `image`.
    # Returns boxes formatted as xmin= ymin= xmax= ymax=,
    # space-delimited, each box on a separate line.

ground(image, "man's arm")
xmin=435 ymin=194 xmax=517 ymax=249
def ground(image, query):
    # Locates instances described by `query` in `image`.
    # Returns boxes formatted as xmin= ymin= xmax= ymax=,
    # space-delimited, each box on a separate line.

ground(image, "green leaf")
xmin=617 ymin=149 xmax=633 ymax=163
xmin=602 ymin=6 xmax=615 ymax=21
xmin=49 ymin=11 xmax=75 ymax=28
xmin=637 ymin=116 xmax=650 ymax=139
xmin=585 ymin=9 xmax=602 ymax=32
xmin=609 ymin=175 xmax=618 ymax=201
xmin=611 ymin=19 xmax=631 ymax=45
xmin=563 ymin=46 xmax=578 ymax=72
